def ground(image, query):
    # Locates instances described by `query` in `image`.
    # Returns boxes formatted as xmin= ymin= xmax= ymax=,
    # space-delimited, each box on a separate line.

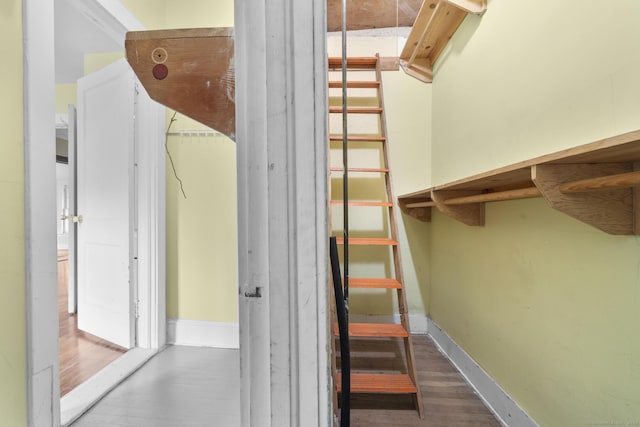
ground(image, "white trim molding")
xmin=427 ymin=318 xmax=539 ymax=427
xmin=235 ymin=0 xmax=330 ymax=424
xmin=25 ymin=1 xmax=165 ymax=425
xmin=64 ymin=0 xmax=143 ymax=46
xmin=60 ymin=348 xmax=156 ymax=426
xmin=167 ymin=319 xmax=239 ymax=349
xmin=23 ymin=0 xmax=60 ymax=425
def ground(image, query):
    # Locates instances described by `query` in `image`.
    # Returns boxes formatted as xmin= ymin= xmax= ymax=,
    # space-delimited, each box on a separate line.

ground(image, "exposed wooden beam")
xmin=327 ymin=0 xmax=424 ymax=32
xmin=125 ymin=28 xmax=235 ymax=140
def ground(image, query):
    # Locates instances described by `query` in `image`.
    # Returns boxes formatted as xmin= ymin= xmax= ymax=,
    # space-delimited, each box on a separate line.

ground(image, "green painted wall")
xmin=55 ymin=84 xmax=77 ymax=114
xmin=165 ymin=115 xmax=238 ymax=322
xmin=427 ymin=0 xmax=640 ymax=425
xmin=0 ymin=0 xmax=26 ymax=425
xmin=120 ymin=0 xmax=238 ymax=323
xmin=162 ymin=1 xmax=237 ymax=323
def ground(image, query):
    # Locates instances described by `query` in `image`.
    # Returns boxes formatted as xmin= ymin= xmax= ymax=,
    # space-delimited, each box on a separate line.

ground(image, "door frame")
xmin=235 ymin=0 xmax=331 ymax=425
xmin=23 ymin=1 xmax=165 ymax=425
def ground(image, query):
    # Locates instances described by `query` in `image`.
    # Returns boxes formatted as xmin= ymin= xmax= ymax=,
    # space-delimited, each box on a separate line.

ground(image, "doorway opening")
xmin=55 ymin=124 xmax=127 ymax=397
xmin=24 ymin=1 xmax=165 ymax=425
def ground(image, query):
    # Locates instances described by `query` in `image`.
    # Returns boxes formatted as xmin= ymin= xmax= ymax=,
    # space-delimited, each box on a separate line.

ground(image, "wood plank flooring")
xmin=343 ymin=335 xmax=502 ymax=426
xmin=58 ymin=250 xmax=126 ymax=396
xmin=71 ymin=335 xmax=499 ymax=426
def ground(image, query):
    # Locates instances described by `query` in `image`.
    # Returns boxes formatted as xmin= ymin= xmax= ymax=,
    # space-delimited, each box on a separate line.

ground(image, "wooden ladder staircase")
xmin=328 ymin=54 xmax=423 ymax=418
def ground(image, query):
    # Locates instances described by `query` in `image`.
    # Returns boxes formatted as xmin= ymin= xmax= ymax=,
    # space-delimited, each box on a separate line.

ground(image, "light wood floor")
xmin=58 ymin=250 xmax=126 ymax=396
xmin=71 ymin=335 xmax=499 ymax=426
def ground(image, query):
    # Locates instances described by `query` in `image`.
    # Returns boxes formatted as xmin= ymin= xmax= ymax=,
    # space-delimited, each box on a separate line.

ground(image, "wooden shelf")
xmin=399 ymin=0 xmax=487 ymax=82
xmin=398 ymin=130 xmax=640 ymax=235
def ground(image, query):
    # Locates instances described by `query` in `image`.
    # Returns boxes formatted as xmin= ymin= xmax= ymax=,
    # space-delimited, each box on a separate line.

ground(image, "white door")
xmin=67 ymin=104 xmax=78 ymax=314
xmin=76 ymin=59 xmax=136 ymax=349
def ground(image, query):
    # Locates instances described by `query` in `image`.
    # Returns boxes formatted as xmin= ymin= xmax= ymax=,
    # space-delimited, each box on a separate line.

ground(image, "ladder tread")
xmin=349 ymin=277 xmax=402 ymax=289
xmin=333 ymin=323 xmax=408 ymax=338
xmin=329 ymin=106 xmax=383 ymax=114
xmin=328 ymin=55 xmax=423 ymax=417
xmin=336 ymin=373 xmax=418 ymax=394
xmin=328 ymin=57 xmax=378 ymax=69
xmin=330 ymin=200 xmax=393 ymax=207
xmin=335 ymin=237 xmax=398 ymax=246
xmin=329 ymin=135 xmax=386 ymax=142
xmin=330 ymin=167 xmax=389 ymax=173
xmin=329 ymin=80 xmax=381 ymax=88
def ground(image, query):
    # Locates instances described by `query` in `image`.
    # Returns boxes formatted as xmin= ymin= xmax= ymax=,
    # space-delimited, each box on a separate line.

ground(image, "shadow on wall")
xmin=400 ymin=212 xmax=431 ymax=318
xmin=432 ymin=10 xmax=484 ymax=76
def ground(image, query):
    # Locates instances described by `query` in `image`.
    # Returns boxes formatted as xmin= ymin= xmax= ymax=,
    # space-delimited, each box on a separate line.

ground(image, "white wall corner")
xmin=427 ymin=318 xmax=539 ymax=427
xmin=167 ymin=318 xmax=239 ymax=349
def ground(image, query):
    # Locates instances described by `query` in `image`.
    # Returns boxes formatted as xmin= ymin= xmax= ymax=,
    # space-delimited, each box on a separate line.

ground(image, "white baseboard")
xmin=61 ymin=348 xmax=157 ymax=426
xmin=348 ymin=313 xmax=429 ymax=334
xmin=427 ymin=318 xmax=539 ymax=427
xmin=167 ymin=318 xmax=239 ymax=349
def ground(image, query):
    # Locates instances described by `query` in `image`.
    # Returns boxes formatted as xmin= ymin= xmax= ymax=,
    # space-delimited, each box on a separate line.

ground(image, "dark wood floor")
xmin=342 ymin=335 xmax=502 ymax=426
xmin=58 ymin=250 xmax=126 ymax=396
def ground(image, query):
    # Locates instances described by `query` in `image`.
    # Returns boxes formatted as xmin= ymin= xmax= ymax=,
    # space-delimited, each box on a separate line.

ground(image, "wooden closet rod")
xmin=405 ymin=186 xmax=541 ymax=208
xmin=559 ymin=170 xmax=640 ymax=193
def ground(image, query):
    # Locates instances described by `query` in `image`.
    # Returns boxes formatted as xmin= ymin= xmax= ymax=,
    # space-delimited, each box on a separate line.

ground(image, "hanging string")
xmin=165 ymin=111 xmax=187 ymax=199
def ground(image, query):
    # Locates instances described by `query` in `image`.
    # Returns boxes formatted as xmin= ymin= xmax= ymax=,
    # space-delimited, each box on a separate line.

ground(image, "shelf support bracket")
xmin=532 ymin=163 xmax=637 ymax=235
xmin=398 ymin=197 xmax=432 ymax=222
xmin=431 ymin=190 xmax=485 ymax=226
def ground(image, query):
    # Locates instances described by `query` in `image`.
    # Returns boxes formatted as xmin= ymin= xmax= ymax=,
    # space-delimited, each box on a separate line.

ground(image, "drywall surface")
xmin=162 ymin=1 xmax=237 ymax=323
xmin=430 ymin=199 xmax=640 ymax=426
xmin=429 ymin=1 xmax=640 ymax=424
xmin=0 ymin=0 xmax=26 ymax=424
xmin=165 ymin=114 xmax=238 ymax=323
xmin=55 ymin=84 xmax=77 ymax=113
xmin=118 ymin=0 xmax=239 ymax=324
xmin=432 ymin=0 xmax=640 ymax=185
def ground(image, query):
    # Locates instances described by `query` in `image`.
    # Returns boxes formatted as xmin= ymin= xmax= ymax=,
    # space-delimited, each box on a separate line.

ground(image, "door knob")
xmin=71 ymin=215 xmax=83 ymax=223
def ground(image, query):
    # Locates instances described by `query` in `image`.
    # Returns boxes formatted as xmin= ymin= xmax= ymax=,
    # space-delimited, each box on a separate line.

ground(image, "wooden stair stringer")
xmin=328 ymin=54 xmax=423 ymax=419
